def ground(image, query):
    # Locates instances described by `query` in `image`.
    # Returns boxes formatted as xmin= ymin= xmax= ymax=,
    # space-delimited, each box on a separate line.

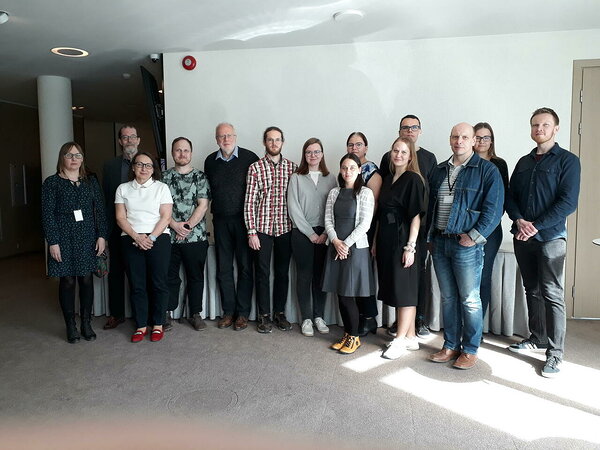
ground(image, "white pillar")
xmin=37 ymin=75 xmax=73 ymax=180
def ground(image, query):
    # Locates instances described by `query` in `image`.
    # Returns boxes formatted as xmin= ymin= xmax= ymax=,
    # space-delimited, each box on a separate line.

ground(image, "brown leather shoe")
xmin=429 ymin=347 xmax=461 ymax=363
xmin=103 ymin=316 xmax=125 ymax=330
xmin=453 ymin=352 xmax=478 ymax=370
xmin=217 ymin=315 xmax=234 ymax=329
xmin=234 ymin=316 xmax=248 ymax=331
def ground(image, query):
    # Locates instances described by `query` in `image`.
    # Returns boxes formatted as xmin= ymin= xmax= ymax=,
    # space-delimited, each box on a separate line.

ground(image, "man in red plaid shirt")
xmin=244 ymin=126 xmax=298 ymax=333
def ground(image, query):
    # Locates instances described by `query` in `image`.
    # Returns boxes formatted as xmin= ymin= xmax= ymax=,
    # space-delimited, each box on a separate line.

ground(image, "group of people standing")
xmin=41 ymin=107 xmax=580 ymax=378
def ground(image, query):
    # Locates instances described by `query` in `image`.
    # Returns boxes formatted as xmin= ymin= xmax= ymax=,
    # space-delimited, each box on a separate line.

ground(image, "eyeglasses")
xmin=266 ymin=138 xmax=282 ymax=144
xmin=475 ymin=136 xmax=492 ymax=143
xmin=64 ymin=153 xmax=83 ymax=160
xmin=216 ymin=134 xmax=236 ymax=140
xmin=305 ymin=150 xmax=322 ymax=156
xmin=347 ymin=142 xmax=364 ymax=149
xmin=121 ymin=135 xmax=139 ymax=141
xmin=399 ymin=125 xmax=421 ymax=132
xmin=133 ymin=162 xmax=153 ymax=169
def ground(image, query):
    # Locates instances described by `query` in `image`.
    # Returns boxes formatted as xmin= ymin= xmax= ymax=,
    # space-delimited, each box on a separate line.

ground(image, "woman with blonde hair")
xmin=375 ymin=137 xmax=425 ymax=359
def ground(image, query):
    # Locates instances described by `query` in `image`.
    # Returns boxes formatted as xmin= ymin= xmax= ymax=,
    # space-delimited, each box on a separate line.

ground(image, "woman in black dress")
xmin=376 ymin=137 xmax=425 ymax=360
xmin=473 ymin=122 xmax=509 ymax=326
xmin=322 ymin=153 xmax=375 ymax=355
xmin=41 ymin=142 xmax=107 ymax=343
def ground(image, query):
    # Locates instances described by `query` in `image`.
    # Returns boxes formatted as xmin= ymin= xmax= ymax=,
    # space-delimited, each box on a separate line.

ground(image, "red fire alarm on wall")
xmin=182 ymin=55 xmax=196 ymax=70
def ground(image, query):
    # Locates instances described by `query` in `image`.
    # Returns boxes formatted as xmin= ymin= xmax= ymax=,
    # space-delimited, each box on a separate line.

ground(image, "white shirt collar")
xmin=132 ymin=178 xmax=155 ymax=189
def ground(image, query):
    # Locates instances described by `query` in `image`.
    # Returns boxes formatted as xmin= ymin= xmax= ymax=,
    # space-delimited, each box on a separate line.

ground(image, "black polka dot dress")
xmin=41 ymin=174 xmax=108 ymax=277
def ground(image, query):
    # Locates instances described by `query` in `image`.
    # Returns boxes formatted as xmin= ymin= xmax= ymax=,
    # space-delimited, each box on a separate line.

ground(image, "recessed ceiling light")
xmin=0 ymin=11 xmax=9 ymax=25
xmin=51 ymin=47 xmax=89 ymax=58
xmin=71 ymin=106 xmax=85 ymax=110
xmin=333 ymin=9 xmax=364 ymax=23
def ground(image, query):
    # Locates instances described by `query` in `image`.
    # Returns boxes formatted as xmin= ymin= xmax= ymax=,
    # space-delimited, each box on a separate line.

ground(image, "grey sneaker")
xmin=314 ymin=317 xmax=329 ymax=334
xmin=541 ymin=356 xmax=561 ymax=378
xmin=257 ymin=314 xmax=272 ymax=333
xmin=387 ymin=321 xmax=397 ymax=337
xmin=508 ymin=339 xmax=548 ymax=353
xmin=188 ymin=313 xmax=207 ymax=331
xmin=163 ymin=312 xmax=173 ymax=332
xmin=273 ymin=312 xmax=292 ymax=331
xmin=416 ymin=318 xmax=430 ymax=337
xmin=301 ymin=319 xmax=314 ymax=336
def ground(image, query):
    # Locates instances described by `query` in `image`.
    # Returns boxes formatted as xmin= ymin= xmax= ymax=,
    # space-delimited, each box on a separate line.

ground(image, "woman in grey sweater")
xmin=287 ymin=138 xmax=338 ymax=337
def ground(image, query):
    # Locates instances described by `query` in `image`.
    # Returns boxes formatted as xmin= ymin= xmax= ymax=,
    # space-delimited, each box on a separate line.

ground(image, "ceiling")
xmin=1 ymin=0 xmax=599 ymax=123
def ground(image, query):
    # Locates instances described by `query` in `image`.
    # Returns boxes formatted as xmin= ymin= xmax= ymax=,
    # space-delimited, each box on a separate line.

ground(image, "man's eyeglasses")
xmin=216 ymin=134 xmax=236 ymax=140
xmin=64 ymin=153 xmax=83 ymax=160
xmin=347 ymin=142 xmax=364 ymax=149
xmin=305 ymin=150 xmax=322 ymax=156
xmin=133 ymin=162 xmax=153 ymax=169
xmin=475 ymin=136 xmax=492 ymax=143
xmin=121 ymin=135 xmax=139 ymax=141
xmin=399 ymin=125 xmax=421 ymax=132
xmin=266 ymin=138 xmax=282 ymax=144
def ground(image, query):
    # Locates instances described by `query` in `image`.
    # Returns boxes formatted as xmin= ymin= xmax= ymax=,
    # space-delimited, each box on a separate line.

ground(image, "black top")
xmin=102 ymin=156 xmax=130 ymax=235
xmin=379 ymin=146 xmax=437 ymax=187
xmin=489 ymin=156 xmax=509 ymax=213
xmin=204 ymin=147 xmax=259 ymax=218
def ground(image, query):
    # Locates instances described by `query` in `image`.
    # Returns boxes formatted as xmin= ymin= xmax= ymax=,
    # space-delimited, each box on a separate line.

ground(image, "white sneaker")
xmin=314 ymin=317 xmax=329 ymax=334
xmin=382 ymin=338 xmax=408 ymax=360
xmin=405 ymin=336 xmax=420 ymax=351
xmin=301 ymin=319 xmax=314 ymax=336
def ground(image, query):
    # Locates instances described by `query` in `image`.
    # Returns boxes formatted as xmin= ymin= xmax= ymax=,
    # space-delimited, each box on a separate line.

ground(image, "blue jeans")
xmin=481 ymin=225 xmax=503 ymax=319
xmin=432 ymin=235 xmax=484 ymax=354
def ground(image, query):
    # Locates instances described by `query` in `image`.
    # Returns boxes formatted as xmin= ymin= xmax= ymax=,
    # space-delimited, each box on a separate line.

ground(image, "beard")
xmin=123 ymin=146 xmax=138 ymax=160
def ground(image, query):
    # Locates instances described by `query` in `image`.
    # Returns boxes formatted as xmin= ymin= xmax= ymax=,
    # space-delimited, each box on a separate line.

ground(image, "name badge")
xmin=74 ymin=210 xmax=83 ymax=222
xmin=442 ymin=195 xmax=454 ymax=204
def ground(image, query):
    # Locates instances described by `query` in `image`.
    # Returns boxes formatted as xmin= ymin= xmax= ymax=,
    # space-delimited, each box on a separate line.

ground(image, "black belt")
xmin=434 ymin=229 xmax=461 ymax=240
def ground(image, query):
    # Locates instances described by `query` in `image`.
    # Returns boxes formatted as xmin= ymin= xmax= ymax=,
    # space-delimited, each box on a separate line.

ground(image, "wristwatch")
xmin=149 ymin=234 xmax=157 ymax=242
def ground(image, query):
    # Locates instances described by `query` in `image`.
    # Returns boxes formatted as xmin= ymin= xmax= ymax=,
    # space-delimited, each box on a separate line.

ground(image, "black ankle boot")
xmin=65 ymin=316 xmax=80 ymax=344
xmin=80 ymin=311 xmax=96 ymax=341
xmin=357 ymin=316 xmax=377 ymax=337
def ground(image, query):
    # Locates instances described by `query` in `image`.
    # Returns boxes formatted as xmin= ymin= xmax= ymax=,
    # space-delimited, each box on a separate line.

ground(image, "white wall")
xmin=164 ymin=28 xmax=600 ymax=174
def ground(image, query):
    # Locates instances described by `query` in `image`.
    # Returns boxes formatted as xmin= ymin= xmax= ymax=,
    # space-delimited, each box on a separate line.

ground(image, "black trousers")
xmin=213 ymin=215 xmax=254 ymax=317
xmin=254 ymin=231 xmax=292 ymax=316
xmin=290 ymin=227 xmax=327 ymax=321
xmin=513 ymin=238 xmax=567 ymax=359
xmin=416 ymin=234 xmax=430 ymax=321
xmin=121 ymin=234 xmax=171 ymax=328
xmin=107 ymin=231 xmax=128 ymax=318
xmin=357 ymin=220 xmax=378 ymax=318
xmin=167 ymin=240 xmax=209 ymax=315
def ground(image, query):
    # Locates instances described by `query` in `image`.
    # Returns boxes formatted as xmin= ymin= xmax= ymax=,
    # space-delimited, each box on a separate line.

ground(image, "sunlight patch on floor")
xmin=381 ymin=367 xmax=600 ymax=444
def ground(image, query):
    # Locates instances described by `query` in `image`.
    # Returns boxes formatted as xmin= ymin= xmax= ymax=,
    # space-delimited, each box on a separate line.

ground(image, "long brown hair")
xmin=473 ymin=122 xmax=497 ymax=159
xmin=56 ymin=142 xmax=87 ymax=179
xmin=389 ymin=137 xmax=423 ymax=183
xmin=337 ymin=153 xmax=364 ymax=198
xmin=296 ymin=137 xmax=330 ymax=176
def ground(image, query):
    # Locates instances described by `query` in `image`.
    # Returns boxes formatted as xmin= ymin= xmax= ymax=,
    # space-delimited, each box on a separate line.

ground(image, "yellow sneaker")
xmin=339 ymin=335 xmax=361 ymax=354
xmin=331 ymin=333 xmax=350 ymax=351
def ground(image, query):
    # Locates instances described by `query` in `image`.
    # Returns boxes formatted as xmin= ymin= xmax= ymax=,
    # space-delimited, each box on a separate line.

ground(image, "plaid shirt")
xmin=244 ymin=156 xmax=297 ymax=237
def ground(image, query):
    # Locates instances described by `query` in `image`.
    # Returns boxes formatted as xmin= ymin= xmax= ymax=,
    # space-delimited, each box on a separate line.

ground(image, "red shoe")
xmin=150 ymin=328 xmax=164 ymax=342
xmin=131 ymin=329 xmax=147 ymax=343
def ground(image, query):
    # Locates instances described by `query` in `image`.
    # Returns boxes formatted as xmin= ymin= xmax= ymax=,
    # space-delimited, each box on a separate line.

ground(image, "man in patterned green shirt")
xmin=162 ymin=137 xmax=211 ymax=331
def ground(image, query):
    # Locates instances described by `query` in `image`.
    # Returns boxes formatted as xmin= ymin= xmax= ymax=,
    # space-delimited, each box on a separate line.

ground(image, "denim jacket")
xmin=427 ymin=152 xmax=504 ymax=245
xmin=506 ymin=143 xmax=580 ymax=241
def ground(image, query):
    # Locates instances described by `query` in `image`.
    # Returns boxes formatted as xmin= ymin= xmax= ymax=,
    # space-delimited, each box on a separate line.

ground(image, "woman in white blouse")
xmin=115 ymin=152 xmax=173 ymax=343
xmin=287 ymin=138 xmax=337 ymax=337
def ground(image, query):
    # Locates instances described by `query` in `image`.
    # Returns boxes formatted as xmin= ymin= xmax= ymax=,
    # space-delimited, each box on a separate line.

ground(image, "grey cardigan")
xmin=287 ymin=172 xmax=338 ymax=238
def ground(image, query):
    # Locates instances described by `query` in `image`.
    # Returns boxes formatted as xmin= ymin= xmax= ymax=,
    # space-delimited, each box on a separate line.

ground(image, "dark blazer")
xmin=102 ymin=156 xmax=127 ymax=236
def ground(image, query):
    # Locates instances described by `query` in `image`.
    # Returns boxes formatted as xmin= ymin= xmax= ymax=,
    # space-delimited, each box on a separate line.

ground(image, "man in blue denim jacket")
xmin=506 ymin=107 xmax=580 ymax=378
xmin=427 ymin=123 xmax=503 ymax=370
